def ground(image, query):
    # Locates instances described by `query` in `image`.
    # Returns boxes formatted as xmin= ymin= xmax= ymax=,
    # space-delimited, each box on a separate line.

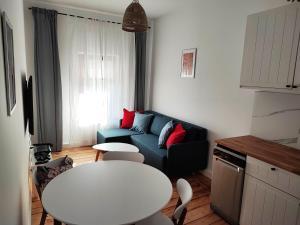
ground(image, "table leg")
xmin=95 ymin=151 xmax=100 ymax=161
xmin=54 ymin=219 xmax=62 ymax=225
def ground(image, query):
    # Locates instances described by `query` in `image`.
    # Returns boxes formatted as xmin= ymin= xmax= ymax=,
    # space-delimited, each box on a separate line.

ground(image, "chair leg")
xmin=39 ymin=209 xmax=47 ymax=225
xmin=177 ymin=209 xmax=187 ymax=225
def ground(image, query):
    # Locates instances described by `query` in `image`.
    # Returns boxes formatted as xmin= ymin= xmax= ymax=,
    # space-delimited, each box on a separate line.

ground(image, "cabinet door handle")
xmin=286 ymin=85 xmax=292 ymax=88
xmin=292 ymin=85 xmax=298 ymax=88
xmin=271 ymin=167 xmax=276 ymax=171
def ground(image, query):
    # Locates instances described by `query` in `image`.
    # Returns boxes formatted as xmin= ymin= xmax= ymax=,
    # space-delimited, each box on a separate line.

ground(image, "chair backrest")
xmin=102 ymin=151 xmax=145 ymax=163
xmin=34 ymin=157 xmax=69 ymax=181
xmin=33 ymin=156 xmax=73 ymax=198
xmin=172 ymin=179 xmax=193 ymax=225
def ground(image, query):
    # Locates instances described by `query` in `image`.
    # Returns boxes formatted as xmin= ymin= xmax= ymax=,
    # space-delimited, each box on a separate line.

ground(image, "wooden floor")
xmin=31 ymin=146 xmax=228 ymax=225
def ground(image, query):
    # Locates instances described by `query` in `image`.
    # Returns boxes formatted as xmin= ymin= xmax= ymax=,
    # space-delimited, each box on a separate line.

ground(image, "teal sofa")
xmin=97 ymin=111 xmax=209 ymax=175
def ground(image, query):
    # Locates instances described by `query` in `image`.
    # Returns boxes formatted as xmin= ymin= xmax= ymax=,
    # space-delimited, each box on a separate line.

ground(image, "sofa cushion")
xmin=97 ymin=128 xmax=140 ymax=144
xmin=150 ymin=115 xmax=171 ymax=136
xmin=158 ymin=120 xmax=174 ymax=148
xmin=130 ymin=134 xmax=167 ymax=171
xmin=130 ymin=113 xmax=153 ymax=133
xmin=166 ymin=123 xmax=186 ymax=148
xmin=130 ymin=134 xmax=167 ymax=155
xmin=120 ymin=108 xmax=135 ymax=128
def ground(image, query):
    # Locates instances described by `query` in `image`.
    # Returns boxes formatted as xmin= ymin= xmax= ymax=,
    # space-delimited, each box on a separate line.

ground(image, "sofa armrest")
xmin=167 ymin=140 xmax=209 ymax=174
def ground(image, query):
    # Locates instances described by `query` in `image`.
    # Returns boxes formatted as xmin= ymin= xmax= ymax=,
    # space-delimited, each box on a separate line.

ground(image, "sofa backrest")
xmin=150 ymin=115 xmax=171 ymax=136
xmin=145 ymin=111 xmax=207 ymax=142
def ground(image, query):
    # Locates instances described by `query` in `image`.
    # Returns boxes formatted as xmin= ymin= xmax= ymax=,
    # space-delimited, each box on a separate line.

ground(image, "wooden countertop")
xmin=215 ymin=135 xmax=300 ymax=176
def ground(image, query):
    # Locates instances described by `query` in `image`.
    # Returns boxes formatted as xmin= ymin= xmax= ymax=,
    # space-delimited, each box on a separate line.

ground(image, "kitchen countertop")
xmin=215 ymin=135 xmax=300 ymax=176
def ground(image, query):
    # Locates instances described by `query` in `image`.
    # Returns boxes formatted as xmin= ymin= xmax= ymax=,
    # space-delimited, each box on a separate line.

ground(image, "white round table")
xmin=93 ymin=142 xmax=139 ymax=161
xmin=42 ymin=161 xmax=173 ymax=225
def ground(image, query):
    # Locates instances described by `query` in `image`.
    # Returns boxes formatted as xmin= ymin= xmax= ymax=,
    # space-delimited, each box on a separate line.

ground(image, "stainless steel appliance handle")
xmin=215 ymin=157 xmax=244 ymax=172
xmin=214 ymin=146 xmax=246 ymax=160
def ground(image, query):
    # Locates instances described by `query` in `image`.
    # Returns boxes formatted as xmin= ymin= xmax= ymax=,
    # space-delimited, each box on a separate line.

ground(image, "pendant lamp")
xmin=122 ymin=0 xmax=148 ymax=32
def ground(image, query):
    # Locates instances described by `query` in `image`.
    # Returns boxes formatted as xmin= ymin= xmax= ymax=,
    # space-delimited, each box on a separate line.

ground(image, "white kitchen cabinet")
xmin=240 ymin=174 xmax=300 ymax=225
xmin=240 ymin=3 xmax=300 ymax=93
xmin=246 ymin=156 xmax=300 ymax=199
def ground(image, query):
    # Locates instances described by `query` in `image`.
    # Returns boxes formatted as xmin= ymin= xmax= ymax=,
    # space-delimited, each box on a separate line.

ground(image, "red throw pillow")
xmin=166 ymin=123 xmax=186 ymax=149
xmin=121 ymin=108 xmax=135 ymax=128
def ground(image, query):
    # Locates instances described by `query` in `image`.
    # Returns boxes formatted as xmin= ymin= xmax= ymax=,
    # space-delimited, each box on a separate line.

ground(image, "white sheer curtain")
xmin=58 ymin=16 xmax=135 ymax=147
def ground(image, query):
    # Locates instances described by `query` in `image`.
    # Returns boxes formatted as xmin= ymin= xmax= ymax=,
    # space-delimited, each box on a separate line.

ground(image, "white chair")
xmin=32 ymin=156 xmax=73 ymax=225
xmin=136 ymin=178 xmax=193 ymax=225
xmin=102 ymin=151 xmax=145 ymax=163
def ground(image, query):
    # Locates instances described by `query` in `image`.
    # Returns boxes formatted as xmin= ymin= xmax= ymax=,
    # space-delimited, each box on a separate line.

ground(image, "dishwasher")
xmin=210 ymin=145 xmax=246 ymax=225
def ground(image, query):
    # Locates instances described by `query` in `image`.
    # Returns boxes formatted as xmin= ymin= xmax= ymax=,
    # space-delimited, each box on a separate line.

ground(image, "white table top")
xmin=42 ymin=161 xmax=173 ymax=225
xmin=92 ymin=142 xmax=139 ymax=152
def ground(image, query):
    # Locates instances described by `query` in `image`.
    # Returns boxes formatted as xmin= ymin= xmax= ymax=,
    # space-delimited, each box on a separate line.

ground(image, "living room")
xmin=1 ymin=0 xmax=300 ymax=225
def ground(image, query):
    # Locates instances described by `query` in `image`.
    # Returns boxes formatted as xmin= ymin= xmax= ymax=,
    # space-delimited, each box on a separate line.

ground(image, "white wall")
xmin=150 ymin=0 xmax=287 ymax=177
xmin=0 ymin=0 xmax=31 ymax=224
xmin=251 ymin=92 xmax=300 ymax=150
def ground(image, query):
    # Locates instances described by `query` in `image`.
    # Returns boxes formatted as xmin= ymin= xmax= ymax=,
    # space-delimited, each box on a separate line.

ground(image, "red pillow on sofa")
xmin=120 ymin=108 xmax=135 ymax=128
xmin=166 ymin=123 xmax=186 ymax=149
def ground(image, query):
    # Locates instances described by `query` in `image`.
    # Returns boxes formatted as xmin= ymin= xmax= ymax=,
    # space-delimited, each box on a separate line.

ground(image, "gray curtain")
xmin=134 ymin=32 xmax=147 ymax=110
xmin=32 ymin=7 xmax=62 ymax=151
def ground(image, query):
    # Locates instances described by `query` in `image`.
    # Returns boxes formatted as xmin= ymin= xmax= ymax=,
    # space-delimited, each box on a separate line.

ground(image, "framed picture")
xmin=181 ymin=48 xmax=197 ymax=78
xmin=1 ymin=12 xmax=16 ymax=116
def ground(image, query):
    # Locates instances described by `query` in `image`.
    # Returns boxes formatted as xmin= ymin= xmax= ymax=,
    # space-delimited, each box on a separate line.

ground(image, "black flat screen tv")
xmin=23 ymin=75 xmax=34 ymax=135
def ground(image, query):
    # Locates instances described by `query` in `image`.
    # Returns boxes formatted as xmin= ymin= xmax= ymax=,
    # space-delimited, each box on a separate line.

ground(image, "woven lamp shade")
xmin=122 ymin=0 xmax=148 ymax=32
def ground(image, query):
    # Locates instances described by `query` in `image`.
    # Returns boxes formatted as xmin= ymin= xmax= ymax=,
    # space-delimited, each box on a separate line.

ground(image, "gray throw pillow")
xmin=130 ymin=113 xmax=153 ymax=133
xmin=158 ymin=120 xmax=174 ymax=148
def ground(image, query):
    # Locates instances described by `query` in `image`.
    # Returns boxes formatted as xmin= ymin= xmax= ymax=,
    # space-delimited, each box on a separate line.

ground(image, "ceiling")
xmin=36 ymin=0 xmax=186 ymax=18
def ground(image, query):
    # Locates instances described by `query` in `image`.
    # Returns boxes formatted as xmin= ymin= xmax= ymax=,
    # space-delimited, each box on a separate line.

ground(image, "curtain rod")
xmin=28 ymin=7 xmax=151 ymax=29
